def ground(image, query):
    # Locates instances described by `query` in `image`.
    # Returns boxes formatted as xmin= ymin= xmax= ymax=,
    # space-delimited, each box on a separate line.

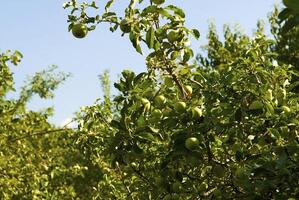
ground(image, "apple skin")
xmin=167 ymin=31 xmax=179 ymax=43
xmin=185 ymin=137 xmax=199 ymax=151
xmin=212 ymin=189 xmax=222 ymax=199
xmin=120 ymin=19 xmax=131 ymax=33
xmin=277 ymin=88 xmax=286 ymax=105
xmin=249 ymin=100 xmax=263 ymax=110
xmin=185 ymin=85 xmax=193 ymax=95
xmin=213 ymin=165 xmax=225 ymax=178
xmin=72 ymin=23 xmax=88 ymax=38
xmin=155 ymin=95 xmax=167 ymax=107
xmin=282 ymin=105 xmax=291 ymax=113
xmin=191 ymin=107 xmax=202 ymax=119
xmin=174 ymin=102 xmax=186 ymax=113
xmin=141 ymin=98 xmax=150 ymax=105
xmin=172 ymin=182 xmax=181 ymax=192
xmin=152 ymin=0 xmax=165 ymax=5
xmin=197 ymin=182 xmax=208 ymax=192
xmin=152 ymin=109 xmax=163 ymax=120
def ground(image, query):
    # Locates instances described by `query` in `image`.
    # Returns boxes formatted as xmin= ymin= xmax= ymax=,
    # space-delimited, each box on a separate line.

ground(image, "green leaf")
xmin=191 ymin=29 xmax=200 ymax=39
xmin=165 ymin=5 xmax=185 ymax=18
xmin=129 ymin=32 xmax=143 ymax=55
xmin=158 ymin=8 xmax=173 ymax=20
xmin=105 ymin=0 xmax=114 ymax=12
xmin=278 ymin=8 xmax=293 ymax=22
xmin=138 ymin=132 xmax=155 ymax=142
xmin=146 ymin=27 xmax=155 ymax=49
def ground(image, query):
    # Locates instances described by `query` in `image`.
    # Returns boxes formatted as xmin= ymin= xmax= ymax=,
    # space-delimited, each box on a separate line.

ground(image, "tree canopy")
xmin=1 ymin=0 xmax=299 ymax=199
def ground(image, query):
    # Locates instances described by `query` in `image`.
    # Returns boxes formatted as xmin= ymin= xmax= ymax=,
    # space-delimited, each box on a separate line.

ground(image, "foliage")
xmin=63 ymin=0 xmax=299 ymax=199
xmin=1 ymin=0 xmax=299 ymax=199
xmin=0 ymin=51 xmax=103 ymax=199
xmin=278 ymin=0 xmax=299 ymax=33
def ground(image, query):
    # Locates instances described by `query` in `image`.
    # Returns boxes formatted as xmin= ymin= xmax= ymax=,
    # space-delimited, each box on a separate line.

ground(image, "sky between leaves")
xmin=0 ymin=0 xmax=279 ymax=125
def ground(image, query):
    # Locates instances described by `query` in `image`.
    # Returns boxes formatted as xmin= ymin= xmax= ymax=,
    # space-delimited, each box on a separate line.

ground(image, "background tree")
xmin=0 ymin=51 xmax=104 ymax=199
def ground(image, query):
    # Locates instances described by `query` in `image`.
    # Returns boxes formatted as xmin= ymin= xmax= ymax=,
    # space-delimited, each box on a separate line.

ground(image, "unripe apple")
xmin=172 ymin=193 xmax=180 ymax=200
xmin=152 ymin=0 xmax=165 ymax=5
xmin=265 ymin=89 xmax=273 ymax=101
xmin=191 ymin=106 xmax=202 ymax=119
xmin=249 ymin=100 xmax=264 ymax=110
xmin=167 ymin=31 xmax=180 ymax=43
xmin=212 ymin=189 xmax=222 ymax=199
xmin=120 ymin=19 xmax=131 ymax=33
xmin=152 ymin=109 xmax=163 ymax=119
xmin=163 ymin=194 xmax=172 ymax=200
xmin=141 ymin=98 xmax=151 ymax=111
xmin=185 ymin=85 xmax=193 ymax=95
xmin=282 ymin=105 xmax=291 ymax=113
xmin=185 ymin=137 xmax=199 ymax=151
xmin=141 ymin=98 xmax=150 ymax=105
xmin=155 ymin=95 xmax=167 ymax=107
xmin=163 ymin=107 xmax=173 ymax=117
xmin=72 ymin=23 xmax=88 ymax=38
xmin=172 ymin=182 xmax=182 ymax=192
xmin=277 ymin=88 xmax=286 ymax=105
xmin=130 ymin=162 xmax=138 ymax=168
xmin=174 ymin=101 xmax=186 ymax=113
xmin=136 ymin=116 xmax=146 ymax=129
xmin=197 ymin=182 xmax=208 ymax=192
xmin=213 ymin=165 xmax=225 ymax=178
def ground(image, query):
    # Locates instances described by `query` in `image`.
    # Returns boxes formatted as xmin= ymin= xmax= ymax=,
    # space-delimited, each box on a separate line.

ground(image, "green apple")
xmin=120 ymin=19 xmax=131 ymax=33
xmin=136 ymin=116 xmax=146 ymax=129
xmin=265 ymin=89 xmax=273 ymax=101
xmin=191 ymin=107 xmax=202 ymax=119
xmin=213 ymin=165 xmax=225 ymax=178
xmin=141 ymin=98 xmax=151 ymax=111
xmin=197 ymin=182 xmax=208 ymax=192
xmin=235 ymin=167 xmax=246 ymax=178
xmin=172 ymin=182 xmax=181 ymax=192
xmin=152 ymin=0 xmax=165 ymax=5
xmin=249 ymin=100 xmax=264 ymax=110
xmin=72 ymin=23 xmax=88 ymax=38
xmin=282 ymin=105 xmax=291 ymax=113
xmin=185 ymin=137 xmax=199 ymax=151
xmin=141 ymin=98 xmax=150 ymax=105
xmin=174 ymin=101 xmax=186 ymax=113
xmin=163 ymin=194 xmax=172 ymax=200
xmin=155 ymin=95 xmax=167 ymax=107
xmin=163 ymin=107 xmax=173 ymax=117
xmin=172 ymin=193 xmax=180 ymax=200
xmin=152 ymin=109 xmax=163 ymax=119
xmin=212 ymin=189 xmax=222 ymax=199
xmin=167 ymin=31 xmax=180 ymax=43
xmin=185 ymin=85 xmax=193 ymax=95
xmin=277 ymin=88 xmax=286 ymax=105
xmin=155 ymin=177 xmax=164 ymax=186
xmin=130 ymin=162 xmax=138 ymax=168
xmin=144 ymin=90 xmax=155 ymax=99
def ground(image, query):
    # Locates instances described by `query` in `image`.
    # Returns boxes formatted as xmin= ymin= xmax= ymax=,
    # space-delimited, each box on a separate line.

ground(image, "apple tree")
xmin=64 ymin=0 xmax=299 ymax=199
xmin=0 ymin=50 xmax=105 ymax=199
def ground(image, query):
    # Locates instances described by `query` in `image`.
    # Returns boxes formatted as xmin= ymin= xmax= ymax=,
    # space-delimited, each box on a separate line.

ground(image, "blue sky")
xmin=0 ymin=0 xmax=279 ymax=125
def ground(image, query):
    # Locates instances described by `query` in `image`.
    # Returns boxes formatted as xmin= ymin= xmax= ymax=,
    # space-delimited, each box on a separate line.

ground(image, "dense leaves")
xmin=0 ymin=52 xmax=103 ymax=199
xmin=63 ymin=1 xmax=299 ymax=199
xmin=1 ymin=0 xmax=299 ymax=199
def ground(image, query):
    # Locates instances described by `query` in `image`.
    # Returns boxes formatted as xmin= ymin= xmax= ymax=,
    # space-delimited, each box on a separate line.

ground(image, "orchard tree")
xmin=64 ymin=0 xmax=299 ymax=199
xmin=0 ymin=51 xmax=105 ymax=199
